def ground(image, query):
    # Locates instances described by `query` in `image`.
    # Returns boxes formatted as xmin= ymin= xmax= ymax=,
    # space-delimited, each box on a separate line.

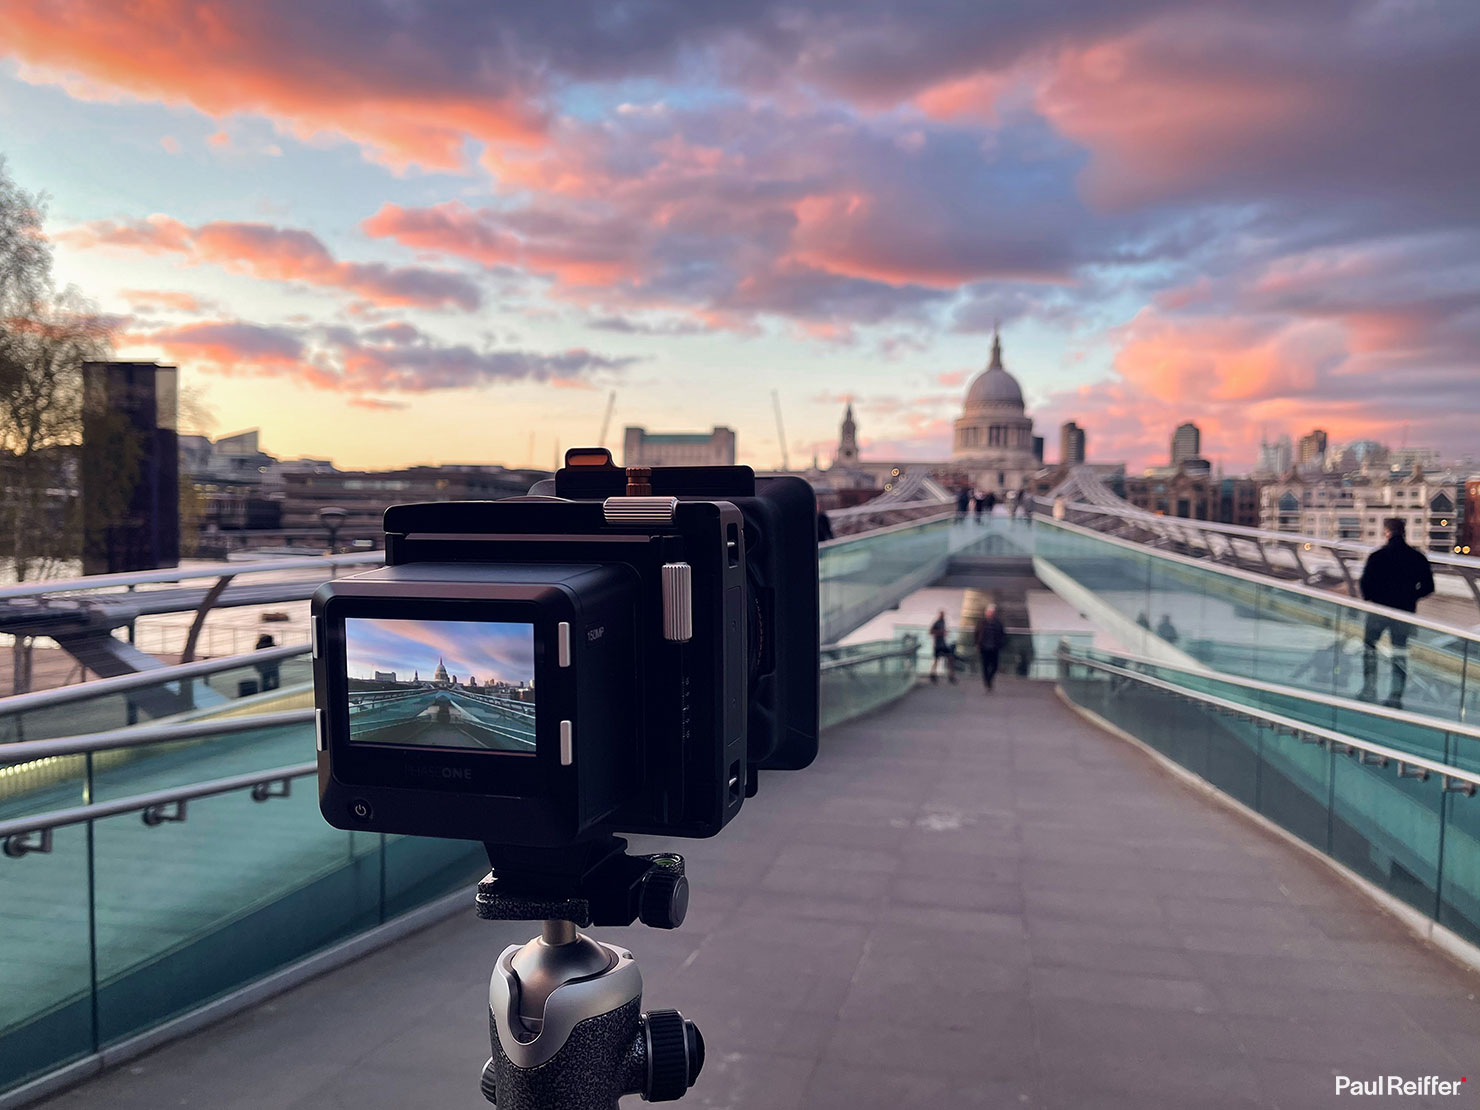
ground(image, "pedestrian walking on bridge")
xmin=929 ymin=610 xmax=957 ymax=684
xmin=1358 ymin=517 xmax=1434 ymax=708
xmin=975 ymin=604 xmax=1006 ymax=692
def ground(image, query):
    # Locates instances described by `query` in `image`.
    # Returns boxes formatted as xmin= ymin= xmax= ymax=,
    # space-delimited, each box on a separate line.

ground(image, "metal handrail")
xmin=1042 ymin=494 xmax=1480 ymax=573
xmin=1037 ymin=515 xmax=1480 ymax=641
xmin=820 ymin=643 xmax=919 ymax=672
xmin=0 ymin=643 xmax=311 ymax=715
xmin=0 ymin=761 xmax=316 ymax=842
xmin=1057 ymin=647 xmax=1480 ymax=790
xmin=1070 ymin=644 xmax=1480 ymax=743
xmin=825 ymin=498 xmax=951 ymax=520
xmin=0 ymin=551 xmax=382 ymax=602
xmin=820 ymin=509 xmax=955 ymax=549
xmin=0 ymin=709 xmax=313 ymax=765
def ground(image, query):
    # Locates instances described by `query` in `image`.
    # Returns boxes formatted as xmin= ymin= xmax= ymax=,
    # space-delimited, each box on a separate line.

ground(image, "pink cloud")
xmin=61 ymin=216 xmax=482 ymax=311
xmin=120 ymin=288 xmax=218 ymax=315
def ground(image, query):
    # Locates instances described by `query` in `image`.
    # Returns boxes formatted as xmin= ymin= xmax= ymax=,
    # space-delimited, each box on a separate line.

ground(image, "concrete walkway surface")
xmin=32 ymin=680 xmax=1480 ymax=1110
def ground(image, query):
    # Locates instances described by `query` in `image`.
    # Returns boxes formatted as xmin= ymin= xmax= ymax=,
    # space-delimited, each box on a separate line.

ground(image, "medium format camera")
xmin=310 ymin=450 xmax=819 ymax=849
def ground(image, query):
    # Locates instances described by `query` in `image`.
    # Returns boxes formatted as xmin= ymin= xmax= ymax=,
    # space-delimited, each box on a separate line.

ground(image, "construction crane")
xmin=598 ymin=390 xmax=616 ymax=449
xmin=772 ymin=390 xmax=791 ymax=472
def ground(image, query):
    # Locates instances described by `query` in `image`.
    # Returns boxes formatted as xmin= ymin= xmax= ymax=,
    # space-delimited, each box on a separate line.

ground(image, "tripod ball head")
xmin=482 ymin=927 xmax=703 ymax=1109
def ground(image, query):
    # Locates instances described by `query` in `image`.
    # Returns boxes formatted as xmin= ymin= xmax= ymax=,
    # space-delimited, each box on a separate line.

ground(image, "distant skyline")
xmin=3 ymin=3 xmax=1476 ymax=472
xmin=345 ymin=619 xmax=534 ymax=689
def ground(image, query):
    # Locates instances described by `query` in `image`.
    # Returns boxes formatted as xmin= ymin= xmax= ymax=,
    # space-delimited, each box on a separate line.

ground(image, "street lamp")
xmin=318 ymin=506 xmax=349 ymax=554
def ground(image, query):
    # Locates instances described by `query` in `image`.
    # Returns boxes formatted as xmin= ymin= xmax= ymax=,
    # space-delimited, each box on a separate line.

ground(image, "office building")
xmin=1256 ymin=434 xmax=1293 ymax=477
xmin=1259 ymin=469 xmax=1464 ymax=552
xmin=81 ymin=361 xmax=180 ymax=574
xmin=623 ymin=426 xmax=737 ymax=468
xmin=1060 ymin=422 xmax=1086 ymax=466
xmin=1170 ymin=423 xmax=1201 ymax=467
xmin=278 ymin=465 xmax=547 ymax=547
xmin=1297 ymin=429 xmax=1328 ymax=470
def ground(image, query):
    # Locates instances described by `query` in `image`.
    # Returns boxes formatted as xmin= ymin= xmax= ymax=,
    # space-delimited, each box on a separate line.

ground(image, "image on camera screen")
xmin=344 ymin=618 xmax=536 ymax=752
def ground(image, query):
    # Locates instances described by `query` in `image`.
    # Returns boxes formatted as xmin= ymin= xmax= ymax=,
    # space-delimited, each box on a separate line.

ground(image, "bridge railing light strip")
xmin=0 ymin=643 xmax=312 ymax=716
xmin=0 ymin=761 xmax=316 ymax=845
xmin=0 ymin=709 xmax=313 ymax=766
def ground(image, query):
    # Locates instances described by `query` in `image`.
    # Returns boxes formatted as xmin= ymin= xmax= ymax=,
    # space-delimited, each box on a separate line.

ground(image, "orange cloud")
xmin=1111 ymin=309 xmax=1341 ymax=405
xmin=1 ymin=1 xmax=545 ymax=169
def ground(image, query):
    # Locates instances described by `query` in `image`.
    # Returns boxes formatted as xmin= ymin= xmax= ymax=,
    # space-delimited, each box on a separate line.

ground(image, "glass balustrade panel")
xmin=89 ymin=722 xmax=315 ymax=805
xmin=90 ymin=785 xmax=377 ymax=1045
xmin=1329 ymin=753 xmax=1443 ymax=919
xmin=0 ymin=823 xmax=93 ymax=1091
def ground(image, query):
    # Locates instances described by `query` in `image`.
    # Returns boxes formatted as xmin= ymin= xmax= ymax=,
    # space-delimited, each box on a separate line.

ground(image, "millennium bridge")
xmin=1 ymin=490 xmax=1478 ymax=1108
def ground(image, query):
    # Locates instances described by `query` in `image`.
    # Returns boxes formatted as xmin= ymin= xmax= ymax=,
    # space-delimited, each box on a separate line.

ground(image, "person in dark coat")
xmin=955 ymin=487 xmax=972 ymax=522
xmin=1358 ymin=517 xmax=1434 ymax=707
xmin=1155 ymin=614 xmax=1179 ymax=645
xmin=928 ymin=609 xmax=957 ymax=684
xmin=973 ymin=490 xmax=986 ymax=522
xmin=254 ymin=633 xmax=280 ymax=691
xmin=974 ymin=604 xmax=1007 ymax=691
xmin=816 ymin=510 xmax=834 ymax=541
xmin=983 ymin=490 xmax=996 ymax=515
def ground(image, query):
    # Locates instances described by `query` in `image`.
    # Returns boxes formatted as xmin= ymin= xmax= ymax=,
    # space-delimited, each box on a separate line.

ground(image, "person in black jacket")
xmin=1358 ymin=518 xmax=1434 ymax=707
xmin=974 ymin=604 xmax=1007 ymax=692
xmin=928 ymin=609 xmax=957 ymax=684
xmin=955 ymin=487 xmax=971 ymax=522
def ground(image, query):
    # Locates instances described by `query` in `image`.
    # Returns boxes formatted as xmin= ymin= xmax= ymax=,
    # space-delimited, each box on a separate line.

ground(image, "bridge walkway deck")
xmin=32 ymin=679 xmax=1480 ymax=1110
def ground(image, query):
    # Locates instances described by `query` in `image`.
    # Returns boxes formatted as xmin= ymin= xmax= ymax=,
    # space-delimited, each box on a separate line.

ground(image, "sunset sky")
xmin=2 ymin=1 xmax=1476 ymax=472
xmin=345 ymin=618 xmax=534 ymax=688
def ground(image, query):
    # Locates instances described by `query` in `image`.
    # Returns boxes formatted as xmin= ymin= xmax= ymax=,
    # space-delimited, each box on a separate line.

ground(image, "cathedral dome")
xmin=963 ymin=330 xmax=1023 ymax=410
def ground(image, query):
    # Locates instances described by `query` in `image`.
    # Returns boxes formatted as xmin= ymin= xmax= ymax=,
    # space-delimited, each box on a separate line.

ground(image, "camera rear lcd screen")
xmin=344 ymin=618 xmax=536 ymax=753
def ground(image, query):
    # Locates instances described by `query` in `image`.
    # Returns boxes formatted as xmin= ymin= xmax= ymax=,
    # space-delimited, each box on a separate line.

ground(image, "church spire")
xmin=837 ymin=398 xmax=859 ymax=465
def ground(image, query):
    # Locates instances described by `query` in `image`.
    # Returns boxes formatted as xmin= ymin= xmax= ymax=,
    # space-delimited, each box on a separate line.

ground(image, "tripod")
xmin=476 ymin=837 xmax=705 ymax=1109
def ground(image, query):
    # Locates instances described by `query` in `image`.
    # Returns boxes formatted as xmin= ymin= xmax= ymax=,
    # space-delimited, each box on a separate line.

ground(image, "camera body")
xmin=311 ymin=454 xmax=818 ymax=849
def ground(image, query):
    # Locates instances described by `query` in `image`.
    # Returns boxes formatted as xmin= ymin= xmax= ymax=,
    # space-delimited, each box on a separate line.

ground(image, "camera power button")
xmin=349 ymin=799 xmax=373 ymax=822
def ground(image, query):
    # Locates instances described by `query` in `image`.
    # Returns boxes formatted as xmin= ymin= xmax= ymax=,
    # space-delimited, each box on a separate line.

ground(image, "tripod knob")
xmin=479 ymin=1057 xmax=497 ymax=1104
xmin=642 ymin=1009 xmax=704 ymax=1101
xmin=637 ymin=862 xmax=688 ymax=929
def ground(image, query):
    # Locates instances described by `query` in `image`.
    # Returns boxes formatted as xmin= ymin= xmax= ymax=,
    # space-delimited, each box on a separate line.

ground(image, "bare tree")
xmin=0 ymin=157 xmax=114 ymax=689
